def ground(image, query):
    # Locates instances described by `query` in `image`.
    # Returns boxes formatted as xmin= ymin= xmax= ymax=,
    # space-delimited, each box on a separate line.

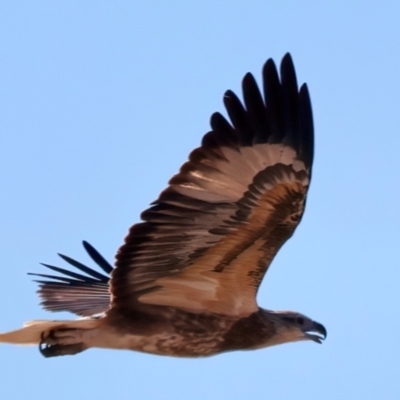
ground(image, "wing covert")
xmin=111 ymin=53 xmax=314 ymax=317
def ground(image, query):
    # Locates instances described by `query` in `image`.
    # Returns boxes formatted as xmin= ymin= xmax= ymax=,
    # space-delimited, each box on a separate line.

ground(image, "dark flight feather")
xmin=110 ymin=52 xmax=314 ymax=316
xmin=31 ymin=53 xmax=314 ymax=320
xmin=29 ymin=241 xmax=112 ymax=317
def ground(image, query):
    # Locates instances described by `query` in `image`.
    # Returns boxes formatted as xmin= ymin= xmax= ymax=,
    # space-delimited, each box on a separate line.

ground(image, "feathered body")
xmin=0 ymin=53 xmax=326 ymax=357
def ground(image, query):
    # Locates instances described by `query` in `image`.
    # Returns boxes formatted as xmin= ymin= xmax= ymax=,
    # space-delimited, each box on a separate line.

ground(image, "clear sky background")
xmin=0 ymin=2 xmax=399 ymax=399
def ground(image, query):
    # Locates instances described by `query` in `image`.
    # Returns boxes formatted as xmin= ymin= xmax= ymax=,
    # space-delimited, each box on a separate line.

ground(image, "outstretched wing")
xmin=30 ymin=241 xmax=113 ymax=317
xmin=111 ymin=53 xmax=314 ymax=317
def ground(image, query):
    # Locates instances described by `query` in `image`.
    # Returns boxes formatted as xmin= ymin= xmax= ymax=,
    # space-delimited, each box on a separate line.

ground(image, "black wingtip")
xmin=298 ymin=83 xmax=314 ymax=168
xmin=30 ymin=242 xmax=112 ymax=284
xmin=82 ymin=240 xmax=114 ymax=274
xmin=281 ymin=52 xmax=293 ymax=66
xmin=29 ymin=242 xmax=112 ymax=317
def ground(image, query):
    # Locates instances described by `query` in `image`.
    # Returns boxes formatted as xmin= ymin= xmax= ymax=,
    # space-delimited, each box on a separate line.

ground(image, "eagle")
xmin=0 ymin=53 xmax=326 ymax=357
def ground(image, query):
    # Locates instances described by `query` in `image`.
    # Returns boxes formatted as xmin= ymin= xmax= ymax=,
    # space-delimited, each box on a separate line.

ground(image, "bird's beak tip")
xmin=305 ymin=321 xmax=327 ymax=343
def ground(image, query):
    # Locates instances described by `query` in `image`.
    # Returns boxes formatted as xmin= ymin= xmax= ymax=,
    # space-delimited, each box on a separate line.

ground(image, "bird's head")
xmin=263 ymin=310 xmax=327 ymax=346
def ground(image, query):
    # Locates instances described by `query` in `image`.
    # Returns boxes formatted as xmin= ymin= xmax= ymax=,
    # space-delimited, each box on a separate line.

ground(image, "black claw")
xmin=38 ymin=330 xmax=86 ymax=358
xmin=39 ymin=342 xmax=86 ymax=358
xmin=39 ymin=332 xmax=48 ymax=356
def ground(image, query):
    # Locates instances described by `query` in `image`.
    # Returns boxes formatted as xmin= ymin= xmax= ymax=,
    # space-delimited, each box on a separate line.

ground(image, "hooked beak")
xmin=305 ymin=321 xmax=327 ymax=344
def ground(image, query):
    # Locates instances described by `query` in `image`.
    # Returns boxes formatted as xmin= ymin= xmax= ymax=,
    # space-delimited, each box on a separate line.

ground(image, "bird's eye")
xmin=297 ymin=317 xmax=304 ymax=325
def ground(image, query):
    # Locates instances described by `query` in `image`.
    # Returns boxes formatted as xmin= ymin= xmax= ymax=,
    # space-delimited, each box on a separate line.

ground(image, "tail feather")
xmin=29 ymin=241 xmax=112 ymax=317
xmin=0 ymin=319 xmax=99 ymax=345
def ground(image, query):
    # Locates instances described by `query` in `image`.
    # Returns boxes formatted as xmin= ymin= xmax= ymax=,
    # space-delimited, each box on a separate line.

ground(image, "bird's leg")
xmin=39 ymin=329 xmax=87 ymax=358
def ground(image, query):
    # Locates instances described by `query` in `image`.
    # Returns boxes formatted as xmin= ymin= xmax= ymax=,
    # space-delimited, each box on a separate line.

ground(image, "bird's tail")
xmin=0 ymin=318 xmax=99 ymax=345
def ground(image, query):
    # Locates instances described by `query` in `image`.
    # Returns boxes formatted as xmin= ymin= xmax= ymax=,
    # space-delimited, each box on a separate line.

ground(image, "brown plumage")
xmin=0 ymin=53 xmax=326 ymax=357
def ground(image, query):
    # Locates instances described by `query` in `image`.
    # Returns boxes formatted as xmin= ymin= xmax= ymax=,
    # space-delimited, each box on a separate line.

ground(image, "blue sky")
xmin=0 ymin=2 xmax=399 ymax=399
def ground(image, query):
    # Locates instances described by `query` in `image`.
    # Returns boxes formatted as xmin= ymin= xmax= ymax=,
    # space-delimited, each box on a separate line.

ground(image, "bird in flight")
xmin=0 ymin=53 xmax=326 ymax=357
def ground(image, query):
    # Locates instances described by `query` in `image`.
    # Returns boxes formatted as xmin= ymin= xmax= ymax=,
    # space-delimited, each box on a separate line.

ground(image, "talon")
xmin=39 ymin=331 xmax=48 ymax=356
xmin=37 ymin=329 xmax=87 ymax=358
xmin=40 ymin=343 xmax=86 ymax=358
